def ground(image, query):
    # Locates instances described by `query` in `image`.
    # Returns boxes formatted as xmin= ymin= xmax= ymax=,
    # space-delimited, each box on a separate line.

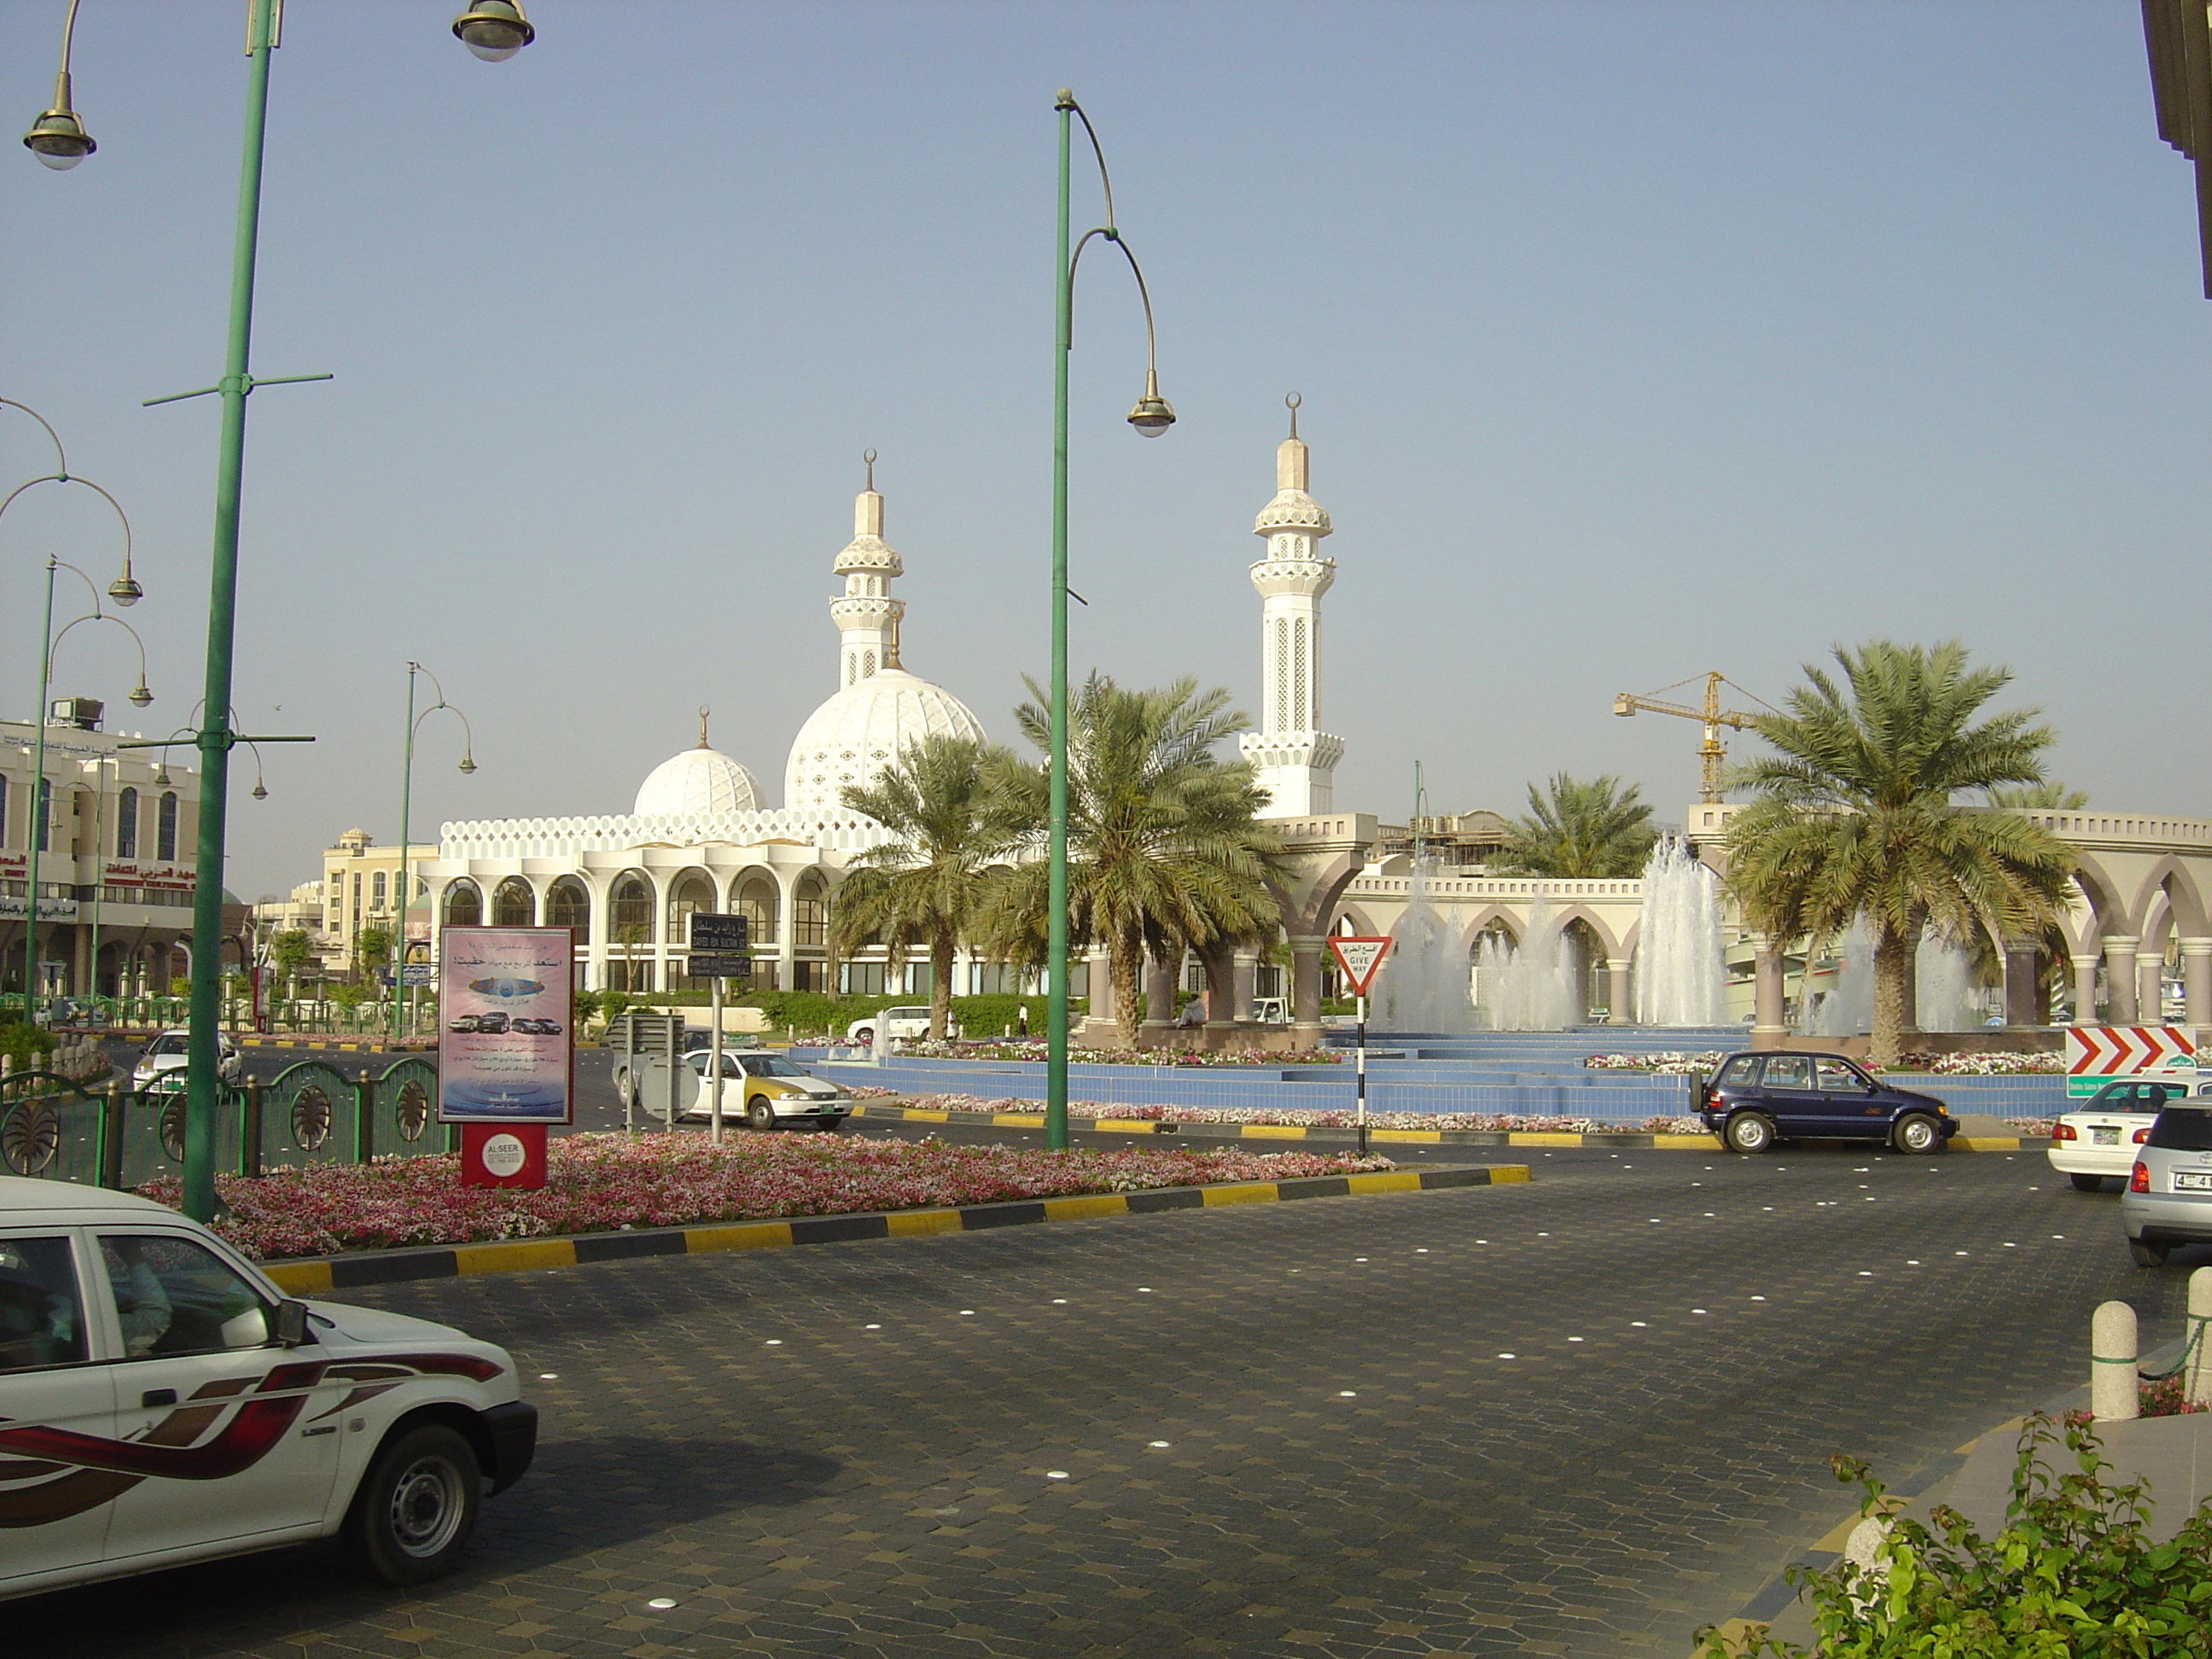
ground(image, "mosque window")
xmin=862 ymin=650 xmax=876 ymax=678
xmin=546 ymin=878 xmax=589 ymax=939
xmin=443 ymin=880 xmax=483 ymax=928
xmin=737 ymin=877 xmax=778 ymax=945
xmin=1294 ymin=618 xmax=1308 ymax=729
xmin=1274 ymin=619 xmax=1289 ymax=731
xmin=493 ymin=877 xmax=534 ymax=927
xmin=115 ymin=787 xmax=137 ymax=859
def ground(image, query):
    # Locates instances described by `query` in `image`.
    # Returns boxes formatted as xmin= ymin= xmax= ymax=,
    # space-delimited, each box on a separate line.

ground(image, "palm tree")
xmin=1987 ymin=781 xmax=2089 ymax=809
xmin=1725 ymin=640 xmax=2075 ymax=1068
xmin=831 ymin=734 xmax=1032 ymax=1040
xmin=985 ymin=674 xmax=1280 ymax=1048
xmin=1494 ymin=774 xmax=1656 ymax=877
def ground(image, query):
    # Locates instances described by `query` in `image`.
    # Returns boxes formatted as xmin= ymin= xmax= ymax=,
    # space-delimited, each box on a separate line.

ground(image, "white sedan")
xmin=2048 ymin=1078 xmax=2191 ymax=1190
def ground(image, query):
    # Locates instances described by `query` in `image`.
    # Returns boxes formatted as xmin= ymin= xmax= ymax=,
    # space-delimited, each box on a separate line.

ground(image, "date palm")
xmin=1725 ymin=640 xmax=2075 ymax=1068
xmin=986 ymin=674 xmax=1280 ymax=1048
xmin=831 ymin=735 xmax=1032 ymax=1040
xmin=1494 ymin=774 xmax=1656 ymax=877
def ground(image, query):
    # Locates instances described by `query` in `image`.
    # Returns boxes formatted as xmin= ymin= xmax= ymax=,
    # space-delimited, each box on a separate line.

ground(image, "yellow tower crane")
xmin=1610 ymin=672 xmax=1768 ymax=804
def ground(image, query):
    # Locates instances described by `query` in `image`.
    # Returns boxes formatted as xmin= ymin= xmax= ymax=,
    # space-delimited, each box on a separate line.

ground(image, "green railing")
xmin=0 ymin=1057 xmax=457 ymax=1191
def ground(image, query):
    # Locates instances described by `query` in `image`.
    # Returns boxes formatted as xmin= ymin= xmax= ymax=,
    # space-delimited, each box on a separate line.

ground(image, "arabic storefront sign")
xmin=0 ymin=896 xmax=79 ymax=921
xmin=436 ymin=926 xmax=574 ymax=1124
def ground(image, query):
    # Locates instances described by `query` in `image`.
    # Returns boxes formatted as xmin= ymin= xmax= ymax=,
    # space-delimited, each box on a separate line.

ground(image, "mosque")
xmin=410 ymin=412 xmax=2212 ymax=1045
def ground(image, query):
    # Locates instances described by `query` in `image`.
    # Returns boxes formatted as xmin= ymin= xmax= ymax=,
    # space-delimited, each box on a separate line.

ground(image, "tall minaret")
xmin=829 ymin=449 xmax=905 ymax=687
xmin=1238 ymin=395 xmax=1343 ymax=818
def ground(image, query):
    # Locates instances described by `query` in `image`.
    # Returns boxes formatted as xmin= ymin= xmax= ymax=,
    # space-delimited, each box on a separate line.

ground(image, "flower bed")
xmin=1583 ymin=1051 xmax=1724 ymax=1074
xmin=893 ymin=1039 xmax=1342 ymax=1066
xmin=1899 ymin=1051 xmax=2064 ymax=1075
xmin=896 ymin=1092 xmax=1706 ymax=1135
xmin=2005 ymin=1118 xmax=2057 ymax=1137
xmin=137 ymin=1133 xmax=1394 ymax=1260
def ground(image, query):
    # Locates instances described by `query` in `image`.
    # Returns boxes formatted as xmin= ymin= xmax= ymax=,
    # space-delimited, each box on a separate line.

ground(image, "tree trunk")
xmin=1869 ymin=922 xmax=1916 ymax=1069
xmin=1113 ymin=928 xmax=1144 ymax=1051
xmin=929 ymin=928 xmax=956 ymax=1041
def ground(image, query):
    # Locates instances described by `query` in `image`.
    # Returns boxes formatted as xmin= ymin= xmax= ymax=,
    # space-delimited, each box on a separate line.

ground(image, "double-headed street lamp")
xmin=393 ymin=664 xmax=476 ymax=1041
xmin=1045 ymin=90 xmax=1176 ymax=1150
xmin=25 ymin=0 xmax=533 ymax=1222
xmin=1 ymin=399 xmax=144 ymax=1016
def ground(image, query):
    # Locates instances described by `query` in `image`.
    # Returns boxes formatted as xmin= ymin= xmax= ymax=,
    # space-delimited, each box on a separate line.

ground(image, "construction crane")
xmin=1610 ymin=672 xmax=1768 ymax=804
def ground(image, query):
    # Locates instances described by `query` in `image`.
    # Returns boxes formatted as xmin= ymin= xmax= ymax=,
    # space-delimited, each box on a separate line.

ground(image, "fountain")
xmin=1634 ymin=835 xmax=1726 ymax=1025
xmin=1377 ymin=859 xmax=1476 ymax=1032
xmin=1796 ymin=917 xmax=1986 ymax=1034
xmin=1915 ymin=932 xmax=1982 ymax=1032
xmin=1470 ymin=894 xmax=1573 ymax=1032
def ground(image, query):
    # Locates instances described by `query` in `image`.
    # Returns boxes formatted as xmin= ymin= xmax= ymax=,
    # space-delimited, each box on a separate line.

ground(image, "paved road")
xmin=17 ymin=1139 xmax=2177 ymax=1658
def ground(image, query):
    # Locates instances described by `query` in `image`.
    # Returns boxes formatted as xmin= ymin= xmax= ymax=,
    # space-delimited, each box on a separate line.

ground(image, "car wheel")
xmin=342 ymin=1421 xmax=481 ymax=1586
xmin=2069 ymin=1172 xmax=2106 ymax=1192
xmin=1724 ymin=1112 xmax=1774 ymax=1155
xmin=852 ymin=1027 xmax=874 ymax=1046
xmin=812 ymin=1116 xmax=843 ymax=1132
xmin=748 ymin=1098 xmax=776 ymax=1132
xmin=2131 ymin=1237 xmax=2173 ymax=1268
xmin=1893 ymin=1113 xmax=1941 ymax=1155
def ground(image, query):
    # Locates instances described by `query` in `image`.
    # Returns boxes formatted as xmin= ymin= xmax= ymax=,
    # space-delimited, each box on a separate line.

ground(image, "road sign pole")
xmin=709 ymin=975 xmax=725 ymax=1146
xmin=1355 ymin=993 xmax=1368 ymax=1156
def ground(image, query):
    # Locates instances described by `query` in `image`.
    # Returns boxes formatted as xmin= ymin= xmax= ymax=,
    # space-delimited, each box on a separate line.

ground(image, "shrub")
xmin=1694 ymin=1412 xmax=2212 ymax=1657
xmin=0 ymin=1016 xmax=56 ymax=1069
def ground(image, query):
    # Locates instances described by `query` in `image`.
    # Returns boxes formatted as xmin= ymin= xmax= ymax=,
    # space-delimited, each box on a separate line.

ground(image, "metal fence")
xmin=0 ymin=1057 xmax=454 ymax=1191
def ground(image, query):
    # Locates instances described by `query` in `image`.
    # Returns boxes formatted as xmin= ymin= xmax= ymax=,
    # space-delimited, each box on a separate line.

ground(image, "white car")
xmin=614 ymin=1051 xmax=853 ymax=1132
xmin=132 ymin=1029 xmax=244 ymax=1090
xmin=845 ymin=1006 xmax=938 ymax=1045
xmin=0 ymin=1177 xmax=535 ymax=1600
xmin=2047 ymin=1078 xmax=2191 ymax=1190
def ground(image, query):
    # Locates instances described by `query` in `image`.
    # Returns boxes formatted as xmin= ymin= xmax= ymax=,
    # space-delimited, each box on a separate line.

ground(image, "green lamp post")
xmin=25 ymin=0 xmax=535 ymax=1221
xmin=392 ymin=664 xmax=476 ymax=1045
xmin=1045 ymin=90 xmax=1176 ymax=1149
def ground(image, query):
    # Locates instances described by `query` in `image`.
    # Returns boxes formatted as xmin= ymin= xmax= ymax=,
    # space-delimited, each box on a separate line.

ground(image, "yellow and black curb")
xmin=848 ymin=1104 xmax=2034 ymax=1154
xmin=258 ymin=1163 xmax=1530 ymax=1297
xmin=233 ymin=1037 xmax=436 ymax=1053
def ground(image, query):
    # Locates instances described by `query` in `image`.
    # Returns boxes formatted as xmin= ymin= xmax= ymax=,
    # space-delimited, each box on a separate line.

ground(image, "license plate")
xmin=2093 ymin=1127 xmax=2119 ymax=1145
xmin=2175 ymin=1171 xmax=2212 ymax=1191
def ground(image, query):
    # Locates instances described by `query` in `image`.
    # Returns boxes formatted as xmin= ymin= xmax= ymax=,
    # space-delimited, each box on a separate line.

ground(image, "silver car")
xmin=2120 ymin=1098 xmax=2212 ymax=1266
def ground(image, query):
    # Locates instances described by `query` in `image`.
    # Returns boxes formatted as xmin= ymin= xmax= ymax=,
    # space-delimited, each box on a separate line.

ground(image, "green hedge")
xmin=0 ymin=1017 xmax=56 ymax=1068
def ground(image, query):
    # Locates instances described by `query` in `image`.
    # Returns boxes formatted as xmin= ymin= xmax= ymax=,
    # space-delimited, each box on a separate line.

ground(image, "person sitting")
xmin=106 ymin=1239 xmax=173 ymax=1357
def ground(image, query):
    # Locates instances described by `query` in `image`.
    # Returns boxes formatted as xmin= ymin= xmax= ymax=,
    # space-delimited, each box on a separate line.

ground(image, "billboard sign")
xmin=437 ymin=926 xmax=575 ymax=1124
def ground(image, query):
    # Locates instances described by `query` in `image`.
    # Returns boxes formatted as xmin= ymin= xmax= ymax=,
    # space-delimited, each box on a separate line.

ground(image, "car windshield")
xmin=2091 ymin=1081 xmax=2179 ymax=1111
xmin=2147 ymin=1109 xmax=2212 ymax=1151
xmin=740 ymin=1056 xmax=810 ymax=1078
xmin=145 ymin=1034 xmax=185 ymax=1057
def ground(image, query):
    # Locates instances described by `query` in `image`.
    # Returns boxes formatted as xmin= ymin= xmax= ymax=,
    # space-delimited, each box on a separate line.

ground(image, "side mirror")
xmin=274 ymin=1299 xmax=312 ymax=1348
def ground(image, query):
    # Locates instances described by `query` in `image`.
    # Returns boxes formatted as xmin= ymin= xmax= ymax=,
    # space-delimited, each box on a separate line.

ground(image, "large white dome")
xmin=633 ymin=745 xmax=761 ymax=818
xmin=784 ymin=668 xmax=987 ymax=814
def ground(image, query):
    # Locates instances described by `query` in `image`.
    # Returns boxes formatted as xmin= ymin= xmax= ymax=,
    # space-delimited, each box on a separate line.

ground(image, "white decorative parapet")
xmin=439 ymin=808 xmax=905 ymax=861
xmin=2017 ymin=812 xmax=2212 ymax=847
xmin=1344 ymin=875 xmax=1644 ymax=902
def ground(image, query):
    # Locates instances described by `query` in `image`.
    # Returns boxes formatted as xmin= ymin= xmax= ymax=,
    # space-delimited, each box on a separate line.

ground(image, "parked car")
xmin=473 ymin=1012 xmax=509 ymax=1035
xmin=131 ymin=1030 xmax=242 ymax=1090
xmin=2122 ymin=1097 xmax=2212 ymax=1265
xmin=446 ymin=1014 xmax=481 ymax=1034
xmin=845 ymin=1006 xmax=938 ymax=1045
xmin=1699 ymin=1051 xmax=1957 ymax=1155
xmin=0 ymin=1176 xmax=536 ymax=1600
xmin=509 ymin=1018 xmax=563 ymax=1037
xmin=2047 ymin=1079 xmax=2187 ymax=1191
xmin=613 ymin=1051 xmax=853 ymax=1132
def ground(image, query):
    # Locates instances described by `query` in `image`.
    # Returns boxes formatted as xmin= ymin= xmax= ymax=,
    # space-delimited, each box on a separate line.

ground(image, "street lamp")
xmin=27 ymin=0 xmax=532 ymax=1222
xmin=1045 ymin=90 xmax=1176 ymax=1150
xmin=393 ymin=663 xmax=476 ymax=1043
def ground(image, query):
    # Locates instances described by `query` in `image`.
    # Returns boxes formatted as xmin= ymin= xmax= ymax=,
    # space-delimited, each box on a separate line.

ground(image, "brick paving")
xmin=18 ymin=1144 xmax=2178 ymax=1657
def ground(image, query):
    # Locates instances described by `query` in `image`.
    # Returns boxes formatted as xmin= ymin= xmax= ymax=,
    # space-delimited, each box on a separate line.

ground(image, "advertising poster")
xmin=437 ymin=926 xmax=575 ymax=1124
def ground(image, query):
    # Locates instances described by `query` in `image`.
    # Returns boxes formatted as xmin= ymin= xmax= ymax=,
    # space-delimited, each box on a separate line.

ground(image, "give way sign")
xmin=1329 ymin=936 xmax=1392 ymax=998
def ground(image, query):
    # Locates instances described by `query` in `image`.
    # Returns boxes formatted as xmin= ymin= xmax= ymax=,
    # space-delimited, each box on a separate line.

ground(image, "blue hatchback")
xmin=1700 ymin=1051 xmax=1956 ymax=1155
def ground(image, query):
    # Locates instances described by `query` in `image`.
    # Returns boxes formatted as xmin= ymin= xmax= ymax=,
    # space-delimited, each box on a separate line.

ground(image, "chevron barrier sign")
xmin=2064 ymin=1025 xmax=2200 ymax=1097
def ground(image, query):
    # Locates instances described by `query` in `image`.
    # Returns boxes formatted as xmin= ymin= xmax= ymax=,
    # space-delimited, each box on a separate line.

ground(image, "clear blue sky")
xmin=4 ymin=1 xmax=2207 ymax=899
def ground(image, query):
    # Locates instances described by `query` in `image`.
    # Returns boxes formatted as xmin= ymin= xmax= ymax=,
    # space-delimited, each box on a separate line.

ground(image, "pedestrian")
xmin=1016 ymin=1002 xmax=1030 ymax=1037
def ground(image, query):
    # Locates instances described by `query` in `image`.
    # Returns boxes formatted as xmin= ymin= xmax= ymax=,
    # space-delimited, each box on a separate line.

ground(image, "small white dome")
xmin=784 ymin=668 xmax=987 ymax=815
xmin=633 ymin=745 xmax=761 ymax=818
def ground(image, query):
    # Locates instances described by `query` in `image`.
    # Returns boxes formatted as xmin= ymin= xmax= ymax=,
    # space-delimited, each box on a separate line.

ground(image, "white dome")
xmin=633 ymin=745 xmax=762 ymax=818
xmin=784 ymin=668 xmax=987 ymax=814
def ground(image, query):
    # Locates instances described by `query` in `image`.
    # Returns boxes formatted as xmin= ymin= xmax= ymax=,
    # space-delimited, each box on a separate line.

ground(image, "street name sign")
xmin=688 ymin=912 xmax=749 ymax=952
xmin=687 ymin=953 xmax=752 ymax=979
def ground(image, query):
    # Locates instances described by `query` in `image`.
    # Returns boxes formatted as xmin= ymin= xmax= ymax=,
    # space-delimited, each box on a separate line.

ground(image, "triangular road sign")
xmin=1329 ymin=935 xmax=1392 ymax=998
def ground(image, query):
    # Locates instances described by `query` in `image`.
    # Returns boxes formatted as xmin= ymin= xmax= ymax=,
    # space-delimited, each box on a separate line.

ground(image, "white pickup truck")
xmin=845 ymin=1006 xmax=942 ymax=1045
xmin=0 ymin=1178 xmax=536 ymax=1599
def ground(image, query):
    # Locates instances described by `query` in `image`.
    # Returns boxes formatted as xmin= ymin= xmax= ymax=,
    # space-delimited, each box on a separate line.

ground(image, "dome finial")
xmin=863 ymin=447 xmax=876 ymax=491
xmin=696 ymin=705 xmax=711 ymax=748
xmin=1285 ymin=391 xmax=1301 ymax=440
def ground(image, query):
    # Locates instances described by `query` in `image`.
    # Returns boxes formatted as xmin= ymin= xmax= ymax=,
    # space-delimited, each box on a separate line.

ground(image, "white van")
xmin=0 ymin=1178 xmax=535 ymax=1599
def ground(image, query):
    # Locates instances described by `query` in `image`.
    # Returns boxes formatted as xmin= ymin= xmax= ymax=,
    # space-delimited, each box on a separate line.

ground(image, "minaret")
xmin=829 ymin=449 xmax=904 ymax=687
xmin=1237 ymin=395 xmax=1343 ymax=818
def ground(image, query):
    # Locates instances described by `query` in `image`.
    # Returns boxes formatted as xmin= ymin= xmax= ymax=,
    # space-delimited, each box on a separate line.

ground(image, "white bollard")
xmin=2188 ymin=1267 xmax=2212 ymax=1406
xmin=2091 ymin=1301 xmax=2139 ymax=1421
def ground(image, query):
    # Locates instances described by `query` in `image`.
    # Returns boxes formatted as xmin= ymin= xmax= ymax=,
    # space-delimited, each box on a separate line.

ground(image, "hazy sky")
xmin=4 ymin=1 xmax=2208 ymax=899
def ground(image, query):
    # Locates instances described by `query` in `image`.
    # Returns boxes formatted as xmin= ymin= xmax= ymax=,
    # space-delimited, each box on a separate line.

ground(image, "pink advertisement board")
xmin=437 ymin=926 xmax=575 ymax=1124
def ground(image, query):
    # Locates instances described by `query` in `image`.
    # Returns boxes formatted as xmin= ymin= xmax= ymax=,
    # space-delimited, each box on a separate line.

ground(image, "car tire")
xmin=1893 ymin=1113 xmax=1942 ymax=1155
xmin=852 ymin=1027 xmax=874 ymax=1046
xmin=812 ymin=1116 xmax=843 ymax=1133
xmin=342 ymin=1421 xmax=482 ymax=1586
xmin=748 ymin=1099 xmax=776 ymax=1132
xmin=2131 ymin=1237 xmax=2173 ymax=1268
xmin=1723 ymin=1112 xmax=1774 ymax=1155
xmin=2069 ymin=1172 xmax=2106 ymax=1192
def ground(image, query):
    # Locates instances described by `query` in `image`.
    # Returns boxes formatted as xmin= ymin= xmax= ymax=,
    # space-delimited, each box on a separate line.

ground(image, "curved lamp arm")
xmin=47 ymin=605 xmax=153 ymax=707
xmin=21 ymin=0 xmax=95 ymax=168
xmin=1 ymin=473 xmax=143 ymax=606
xmin=1058 ymin=95 xmax=1176 ymax=437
